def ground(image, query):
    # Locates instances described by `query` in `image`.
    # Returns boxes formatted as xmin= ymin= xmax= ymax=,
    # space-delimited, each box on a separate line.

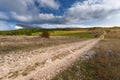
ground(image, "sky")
xmin=0 ymin=0 xmax=120 ymax=30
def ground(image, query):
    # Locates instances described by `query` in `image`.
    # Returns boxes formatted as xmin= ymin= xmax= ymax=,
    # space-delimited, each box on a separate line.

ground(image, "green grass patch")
xmin=62 ymin=33 xmax=94 ymax=38
xmin=51 ymin=31 xmax=94 ymax=38
xmin=31 ymin=30 xmax=94 ymax=38
xmin=32 ymin=32 xmax=42 ymax=36
xmin=0 ymin=29 xmax=95 ymax=38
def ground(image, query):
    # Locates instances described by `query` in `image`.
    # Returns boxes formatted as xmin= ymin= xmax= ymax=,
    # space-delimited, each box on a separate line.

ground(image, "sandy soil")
xmin=0 ymin=38 xmax=100 ymax=80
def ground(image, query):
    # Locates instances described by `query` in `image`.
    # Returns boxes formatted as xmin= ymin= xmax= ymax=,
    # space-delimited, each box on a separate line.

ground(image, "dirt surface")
xmin=0 ymin=38 xmax=100 ymax=80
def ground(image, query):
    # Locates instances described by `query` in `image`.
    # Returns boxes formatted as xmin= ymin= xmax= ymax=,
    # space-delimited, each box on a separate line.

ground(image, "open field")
xmin=0 ymin=28 xmax=103 ymax=38
xmin=0 ymin=28 xmax=119 ymax=80
xmin=0 ymin=28 xmax=104 ymax=80
xmin=53 ymin=29 xmax=120 ymax=80
xmin=0 ymin=36 xmax=87 ymax=55
xmin=0 ymin=28 xmax=104 ymax=55
xmin=0 ymin=0 xmax=120 ymax=80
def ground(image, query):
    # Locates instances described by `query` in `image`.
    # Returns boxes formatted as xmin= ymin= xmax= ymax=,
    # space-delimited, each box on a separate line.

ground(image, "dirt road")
xmin=0 ymin=38 xmax=100 ymax=80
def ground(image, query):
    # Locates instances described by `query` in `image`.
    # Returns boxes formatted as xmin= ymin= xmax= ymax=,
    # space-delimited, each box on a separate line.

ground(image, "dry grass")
xmin=105 ymin=29 xmax=120 ymax=39
xmin=53 ymin=30 xmax=120 ymax=80
xmin=79 ymin=39 xmax=120 ymax=80
xmin=0 ymin=36 xmax=86 ymax=55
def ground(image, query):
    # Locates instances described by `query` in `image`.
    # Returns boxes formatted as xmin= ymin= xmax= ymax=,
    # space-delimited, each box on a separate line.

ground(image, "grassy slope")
xmin=0 ymin=29 xmax=101 ymax=38
xmin=31 ymin=29 xmax=95 ymax=38
xmin=53 ymin=29 xmax=120 ymax=80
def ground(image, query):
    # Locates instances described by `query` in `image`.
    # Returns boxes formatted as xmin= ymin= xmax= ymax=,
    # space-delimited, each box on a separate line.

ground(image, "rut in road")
xmin=0 ymin=39 xmax=100 ymax=80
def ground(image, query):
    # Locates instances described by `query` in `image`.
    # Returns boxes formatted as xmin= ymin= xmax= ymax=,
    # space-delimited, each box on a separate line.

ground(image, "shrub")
xmin=41 ymin=31 xmax=50 ymax=38
xmin=106 ymin=30 xmax=110 ymax=33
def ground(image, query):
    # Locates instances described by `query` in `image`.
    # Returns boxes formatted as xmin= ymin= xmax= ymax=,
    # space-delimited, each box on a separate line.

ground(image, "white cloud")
xmin=38 ymin=13 xmax=55 ymax=21
xmin=15 ymin=25 xmax=23 ymax=29
xmin=0 ymin=0 xmax=120 ymax=30
xmin=0 ymin=0 xmax=59 ymax=14
xmin=0 ymin=0 xmax=39 ymax=23
xmin=31 ymin=24 xmax=91 ymax=29
xmin=0 ymin=0 xmax=38 ymax=15
xmin=37 ymin=13 xmax=63 ymax=24
xmin=0 ymin=0 xmax=61 ymax=24
xmin=10 ymin=12 xmax=62 ymax=24
xmin=38 ymin=0 xmax=60 ymax=10
xmin=65 ymin=0 xmax=120 ymax=23
xmin=0 ymin=0 xmax=60 ymax=15
xmin=11 ymin=12 xmax=33 ymax=23
xmin=3 ymin=0 xmax=120 ymax=25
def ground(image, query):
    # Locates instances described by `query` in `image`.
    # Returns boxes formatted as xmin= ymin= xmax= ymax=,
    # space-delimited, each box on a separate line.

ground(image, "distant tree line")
xmin=0 ymin=29 xmax=42 ymax=36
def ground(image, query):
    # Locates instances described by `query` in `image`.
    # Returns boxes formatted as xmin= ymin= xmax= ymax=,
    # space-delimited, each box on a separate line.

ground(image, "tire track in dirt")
xmin=0 ymin=38 xmax=100 ymax=80
xmin=24 ymin=39 xmax=100 ymax=80
xmin=0 ymin=39 xmax=94 ymax=79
